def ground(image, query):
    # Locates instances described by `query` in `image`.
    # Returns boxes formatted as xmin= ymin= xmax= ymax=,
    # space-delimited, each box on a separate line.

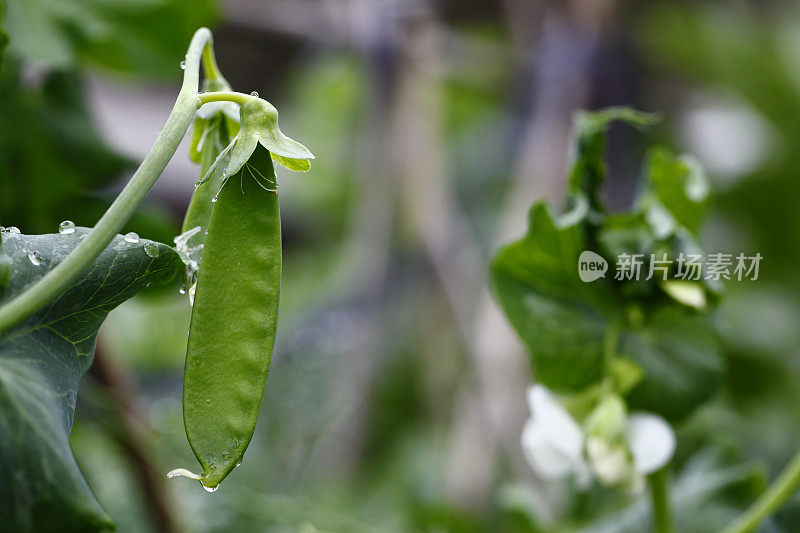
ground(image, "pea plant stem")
xmin=198 ymin=90 xmax=258 ymax=106
xmin=649 ymin=468 xmax=675 ymax=533
xmin=0 ymin=28 xmax=218 ymax=333
xmin=723 ymin=443 xmax=800 ymax=533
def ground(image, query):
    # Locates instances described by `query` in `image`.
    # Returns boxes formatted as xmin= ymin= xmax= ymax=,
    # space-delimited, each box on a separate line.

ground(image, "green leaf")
xmin=623 ymin=307 xmax=724 ymax=422
xmin=491 ymin=202 xmax=613 ymax=391
xmin=568 ymin=108 xmax=659 ymax=213
xmin=0 ymin=228 xmax=183 ymax=531
xmin=643 ymin=148 xmax=709 ymax=236
xmin=3 ymin=0 xmax=217 ymax=76
xmin=597 ymin=212 xmax=655 ymax=262
xmin=491 ymin=106 xmax=720 ymax=418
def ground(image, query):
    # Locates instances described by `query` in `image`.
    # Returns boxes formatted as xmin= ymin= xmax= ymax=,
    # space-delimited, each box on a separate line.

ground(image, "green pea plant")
xmin=491 ymin=108 xmax=798 ymax=532
xmin=0 ymin=28 xmax=312 ymax=530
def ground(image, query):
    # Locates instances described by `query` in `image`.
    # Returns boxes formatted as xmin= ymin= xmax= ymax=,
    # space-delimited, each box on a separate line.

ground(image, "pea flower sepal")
xmin=521 ymin=385 xmax=676 ymax=493
xmin=199 ymin=97 xmax=314 ymax=189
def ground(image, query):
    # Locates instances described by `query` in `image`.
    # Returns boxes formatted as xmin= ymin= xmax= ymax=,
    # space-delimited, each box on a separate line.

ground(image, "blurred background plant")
xmin=2 ymin=0 xmax=800 ymax=531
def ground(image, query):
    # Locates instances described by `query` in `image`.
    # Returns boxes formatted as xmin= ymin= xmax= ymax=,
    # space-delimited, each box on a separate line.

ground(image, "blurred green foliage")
xmin=0 ymin=0 xmax=217 ymax=239
xmin=4 ymin=0 xmax=800 ymax=532
xmin=3 ymin=0 xmax=217 ymax=75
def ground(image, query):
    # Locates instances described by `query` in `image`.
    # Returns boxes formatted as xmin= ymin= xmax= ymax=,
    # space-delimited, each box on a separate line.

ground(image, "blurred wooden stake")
xmin=90 ymin=339 xmax=181 ymax=533
xmin=390 ymin=2 xmax=527 ymax=508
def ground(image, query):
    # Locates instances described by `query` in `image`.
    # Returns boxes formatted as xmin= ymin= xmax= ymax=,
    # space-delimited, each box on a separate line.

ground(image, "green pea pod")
xmin=179 ymin=101 xmax=240 ymax=298
xmin=182 ymin=114 xmax=232 ymax=241
xmin=180 ymin=144 xmax=281 ymax=490
xmin=183 ymin=77 xmax=240 ymax=243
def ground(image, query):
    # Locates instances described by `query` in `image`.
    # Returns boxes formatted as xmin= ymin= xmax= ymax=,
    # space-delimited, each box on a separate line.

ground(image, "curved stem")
xmin=0 ymin=28 xmax=215 ymax=333
xmin=198 ymin=90 xmax=258 ymax=107
xmin=649 ymin=468 xmax=675 ymax=533
xmin=723 ymin=444 xmax=800 ymax=533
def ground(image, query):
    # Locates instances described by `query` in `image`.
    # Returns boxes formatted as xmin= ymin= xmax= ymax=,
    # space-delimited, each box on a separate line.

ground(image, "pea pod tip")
xmin=166 ymin=467 xmax=220 ymax=492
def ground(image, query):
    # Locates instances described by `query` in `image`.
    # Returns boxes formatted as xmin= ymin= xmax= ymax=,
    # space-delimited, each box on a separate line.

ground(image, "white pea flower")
xmin=521 ymin=385 xmax=676 ymax=492
xmin=521 ymin=385 xmax=592 ymax=487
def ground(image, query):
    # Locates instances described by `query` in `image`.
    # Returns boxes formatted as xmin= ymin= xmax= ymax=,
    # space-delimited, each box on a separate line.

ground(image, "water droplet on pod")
xmin=27 ymin=251 xmax=42 ymax=266
xmin=203 ymin=485 xmax=219 ymax=493
xmin=143 ymin=242 xmax=160 ymax=258
xmin=58 ymin=220 xmax=75 ymax=235
xmin=250 ymin=91 xmax=259 ymax=97
xmin=124 ymin=232 xmax=140 ymax=243
xmin=180 ymin=60 xmax=186 ymax=70
xmin=4 ymin=226 xmax=20 ymax=235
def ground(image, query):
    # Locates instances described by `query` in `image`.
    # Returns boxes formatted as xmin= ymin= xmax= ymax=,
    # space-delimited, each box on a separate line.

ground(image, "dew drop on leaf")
xmin=203 ymin=485 xmax=219 ymax=493
xmin=143 ymin=242 xmax=160 ymax=258
xmin=222 ymin=452 xmax=231 ymax=460
xmin=3 ymin=226 xmax=20 ymax=235
xmin=250 ymin=91 xmax=259 ymax=97
xmin=27 ymin=251 xmax=42 ymax=266
xmin=124 ymin=232 xmax=140 ymax=243
xmin=211 ymin=195 xmax=218 ymax=203
xmin=180 ymin=60 xmax=186 ymax=70
xmin=179 ymin=286 xmax=186 ymax=295
xmin=58 ymin=220 xmax=76 ymax=235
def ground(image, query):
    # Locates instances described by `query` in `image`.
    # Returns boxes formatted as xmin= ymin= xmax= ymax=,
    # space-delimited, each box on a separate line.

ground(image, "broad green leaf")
xmin=491 ymin=202 xmax=613 ymax=391
xmin=623 ymin=307 xmax=724 ymax=422
xmin=643 ymin=148 xmax=708 ymax=236
xmin=3 ymin=0 xmax=217 ymax=76
xmin=0 ymin=228 xmax=183 ymax=531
